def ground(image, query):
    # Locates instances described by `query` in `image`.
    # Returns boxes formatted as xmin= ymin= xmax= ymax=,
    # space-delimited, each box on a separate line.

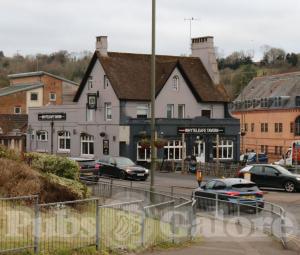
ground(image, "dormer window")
xmin=172 ymin=75 xmax=179 ymax=91
xmin=87 ymin=76 xmax=93 ymax=90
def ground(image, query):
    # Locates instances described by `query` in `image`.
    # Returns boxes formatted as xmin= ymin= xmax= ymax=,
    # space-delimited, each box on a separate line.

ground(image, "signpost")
xmin=38 ymin=112 xmax=67 ymax=154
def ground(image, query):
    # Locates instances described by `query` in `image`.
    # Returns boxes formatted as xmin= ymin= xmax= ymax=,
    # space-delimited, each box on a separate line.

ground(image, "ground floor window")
xmin=58 ymin=131 xmax=71 ymax=152
xmin=37 ymin=130 xmax=48 ymax=141
xmin=137 ymin=142 xmax=151 ymax=161
xmin=81 ymin=134 xmax=94 ymax=156
xmin=213 ymin=139 xmax=233 ymax=160
xmin=164 ymin=140 xmax=183 ymax=160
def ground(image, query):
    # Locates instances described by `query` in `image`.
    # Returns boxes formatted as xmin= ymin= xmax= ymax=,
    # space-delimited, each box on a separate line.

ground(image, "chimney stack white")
xmin=191 ymin=36 xmax=220 ymax=85
xmin=96 ymin=36 xmax=108 ymax=56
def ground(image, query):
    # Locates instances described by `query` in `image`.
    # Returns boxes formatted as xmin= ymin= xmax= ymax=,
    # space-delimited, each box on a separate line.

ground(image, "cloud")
xmin=0 ymin=0 xmax=299 ymax=58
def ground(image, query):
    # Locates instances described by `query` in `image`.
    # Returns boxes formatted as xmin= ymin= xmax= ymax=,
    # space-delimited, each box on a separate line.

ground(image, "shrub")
xmin=24 ymin=153 xmax=79 ymax=180
xmin=0 ymin=145 xmax=20 ymax=161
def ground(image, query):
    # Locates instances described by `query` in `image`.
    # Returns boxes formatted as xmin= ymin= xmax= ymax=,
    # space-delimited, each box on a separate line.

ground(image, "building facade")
xmin=0 ymin=71 xmax=78 ymax=115
xmin=231 ymin=72 xmax=300 ymax=162
xmin=27 ymin=36 xmax=240 ymax=163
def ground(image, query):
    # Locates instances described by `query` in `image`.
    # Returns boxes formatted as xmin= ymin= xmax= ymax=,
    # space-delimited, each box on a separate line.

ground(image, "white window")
xmin=86 ymin=109 xmax=94 ymax=122
xmin=164 ymin=140 xmax=183 ymax=160
xmin=178 ymin=104 xmax=185 ymax=118
xmin=137 ymin=142 xmax=151 ymax=161
xmin=37 ymin=130 xmax=48 ymax=141
xmin=166 ymin=104 xmax=174 ymax=118
xmin=172 ymin=75 xmax=179 ymax=91
xmin=81 ymin=134 xmax=94 ymax=156
xmin=105 ymin=102 xmax=112 ymax=121
xmin=49 ymin=92 xmax=56 ymax=101
xmin=137 ymin=104 xmax=149 ymax=118
xmin=58 ymin=131 xmax=71 ymax=152
xmin=213 ymin=139 xmax=233 ymax=160
xmin=14 ymin=106 xmax=21 ymax=114
xmin=104 ymin=75 xmax=109 ymax=89
xmin=30 ymin=93 xmax=38 ymax=101
xmin=87 ymin=76 xmax=93 ymax=90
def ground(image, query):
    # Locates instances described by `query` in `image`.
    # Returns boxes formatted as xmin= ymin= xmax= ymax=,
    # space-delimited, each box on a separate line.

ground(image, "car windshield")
xmin=115 ymin=157 xmax=135 ymax=166
xmin=274 ymin=165 xmax=293 ymax=175
xmin=231 ymin=183 xmax=259 ymax=192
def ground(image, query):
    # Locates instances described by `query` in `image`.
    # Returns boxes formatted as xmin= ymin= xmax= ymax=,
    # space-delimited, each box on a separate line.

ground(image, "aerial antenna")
xmin=184 ymin=17 xmax=199 ymax=50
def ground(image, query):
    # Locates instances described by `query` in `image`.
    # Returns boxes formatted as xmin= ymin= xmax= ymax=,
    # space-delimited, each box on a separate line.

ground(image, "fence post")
xmin=140 ymin=207 xmax=146 ymax=247
xmin=237 ymin=197 xmax=241 ymax=225
xmin=110 ymin=179 xmax=113 ymax=197
xmin=255 ymin=201 xmax=258 ymax=215
xmin=188 ymin=203 xmax=193 ymax=240
xmin=171 ymin=186 xmax=174 ymax=197
xmin=34 ymin=196 xmax=39 ymax=255
xmin=96 ymin=199 xmax=100 ymax=251
xmin=280 ymin=209 xmax=287 ymax=248
xmin=172 ymin=201 xmax=175 ymax=244
xmin=215 ymin=193 xmax=219 ymax=218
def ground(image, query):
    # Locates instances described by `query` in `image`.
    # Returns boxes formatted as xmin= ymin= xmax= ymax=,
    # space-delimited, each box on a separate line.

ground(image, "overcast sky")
xmin=1 ymin=0 xmax=300 ymax=59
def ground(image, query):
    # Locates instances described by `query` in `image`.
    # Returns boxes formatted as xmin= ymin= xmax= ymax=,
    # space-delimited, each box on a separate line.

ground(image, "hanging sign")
xmin=178 ymin=127 xmax=225 ymax=134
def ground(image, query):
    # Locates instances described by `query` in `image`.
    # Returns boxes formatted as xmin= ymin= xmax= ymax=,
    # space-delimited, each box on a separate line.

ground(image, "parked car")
xmin=192 ymin=178 xmax=264 ymax=213
xmin=96 ymin=156 xmax=149 ymax=181
xmin=240 ymin=152 xmax=268 ymax=164
xmin=69 ymin=157 xmax=99 ymax=181
xmin=238 ymin=164 xmax=300 ymax=192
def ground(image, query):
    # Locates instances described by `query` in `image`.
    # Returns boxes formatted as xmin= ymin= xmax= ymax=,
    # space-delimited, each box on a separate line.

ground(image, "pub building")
xmin=27 ymin=36 xmax=240 ymax=163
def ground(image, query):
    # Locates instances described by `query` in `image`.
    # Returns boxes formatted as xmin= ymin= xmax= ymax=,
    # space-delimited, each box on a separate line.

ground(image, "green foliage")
xmin=24 ymin=152 xmax=80 ymax=180
xmin=218 ymin=51 xmax=253 ymax=70
xmin=0 ymin=50 xmax=92 ymax=89
xmin=0 ymin=145 xmax=20 ymax=161
xmin=286 ymin=53 xmax=298 ymax=66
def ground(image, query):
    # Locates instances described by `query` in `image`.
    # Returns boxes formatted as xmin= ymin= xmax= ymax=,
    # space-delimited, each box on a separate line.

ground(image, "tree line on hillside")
xmin=218 ymin=46 xmax=300 ymax=99
xmin=0 ymin=50 xmax=92 ymax=88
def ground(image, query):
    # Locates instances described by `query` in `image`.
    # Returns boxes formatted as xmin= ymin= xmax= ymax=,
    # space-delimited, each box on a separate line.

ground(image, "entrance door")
xmin=194 ymin=140 xmax=205 ymax=163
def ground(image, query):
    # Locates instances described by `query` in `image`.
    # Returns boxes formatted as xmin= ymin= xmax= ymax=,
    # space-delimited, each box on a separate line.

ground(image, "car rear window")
xmin=231 ymin=183 xmax=259 ymax=192
xmin=78 ymin=160 xmax=95 ymax=167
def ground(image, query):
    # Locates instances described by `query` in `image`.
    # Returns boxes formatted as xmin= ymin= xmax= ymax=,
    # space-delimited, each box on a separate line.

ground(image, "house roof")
xmin=0 ymin=83 xmax=44 ymax=97
xmin=74 ymin=51 xmax=229 ymax=102
xmin=0 ymin=114 xmax=28 ymax=134
xmin=8 ymin=71 xmax=79 ymax=86
xmin=234 ymin=71 xmax=300 ymax=109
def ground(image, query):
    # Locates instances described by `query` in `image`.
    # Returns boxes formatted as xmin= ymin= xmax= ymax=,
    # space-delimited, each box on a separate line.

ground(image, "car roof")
xmin=68 ymin=157 xmax=95 ymax=162
xmin=208 ymin=178 xmax=254 ymax=186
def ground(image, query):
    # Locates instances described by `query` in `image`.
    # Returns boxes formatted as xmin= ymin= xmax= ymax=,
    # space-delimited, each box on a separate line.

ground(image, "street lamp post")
xmin=150 ymin=0 xmax=156 ymax=190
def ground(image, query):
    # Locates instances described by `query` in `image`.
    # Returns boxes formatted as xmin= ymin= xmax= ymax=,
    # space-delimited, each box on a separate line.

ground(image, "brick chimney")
xmin=191 ymin=36 xmax=220 ymax=85
xmin=96 ymin=36 xmax=108 ymax=56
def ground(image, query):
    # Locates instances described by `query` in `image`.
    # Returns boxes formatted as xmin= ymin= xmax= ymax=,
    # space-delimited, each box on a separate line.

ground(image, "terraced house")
xmin=27 ymin=36 xmax=240 ymax=163
xmin=231 ymin=71 xmax=300 ymax=162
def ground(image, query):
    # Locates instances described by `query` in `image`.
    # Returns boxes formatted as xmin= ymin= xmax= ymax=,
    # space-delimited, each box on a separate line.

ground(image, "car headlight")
xmin=144 ymin=168 xmax=149 ymax=174
xmin=125 ymin=169 xmax=132 ymax=173
xmin=296 ymin=177 xmax=300 ymax=181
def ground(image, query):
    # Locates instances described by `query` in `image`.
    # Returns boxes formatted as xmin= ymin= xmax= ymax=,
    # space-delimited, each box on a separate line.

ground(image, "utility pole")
xmin=150 ymin=0 xmax=156 ymax=190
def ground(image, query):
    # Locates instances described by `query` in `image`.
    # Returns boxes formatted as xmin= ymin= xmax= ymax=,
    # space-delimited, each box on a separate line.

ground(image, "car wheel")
xmin=119 ymin=171 xmax=126 ymax=180
xmin=284 ymin=181 xmax=295 ymax=192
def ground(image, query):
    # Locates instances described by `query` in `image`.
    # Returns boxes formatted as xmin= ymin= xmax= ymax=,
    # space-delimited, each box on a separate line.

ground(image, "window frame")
xmin=104 ymin=75 xmax=109 ymax=89
xmin=14 ymin=106 xmax=21 ymax=114
xmin=178 ymin=104 xmax=185 ymax=119
xmin=172 ymin=75 xmax=179 ymax=91
xmin=87 ymin=76 xmax=93 ymax=90
xmin=136 ymin=104 xmax=149 ymax=119
xmin=30 ymin=92 xmax=38 ymax=101
xmin=57 ymin=131 xmax=71 ymax=152
xmin=80 ymin=134 xmax=94 ymax=157
xmin=137 ymin=142 xmax=151 ymax=161
xmin=166 ymin=104 xmax=174 ymax=118
xmin=213 ymin=139 xmax=234 ymax=160
xmin=105 ymin=102 xmax=112 ymax=121
xmin=49 ymin=92 xmax=56 ymax=102
xmin=164 ymin=140 xmax=183 ymax=160
xmin=36 ymin=130 xmax=48 ymax=142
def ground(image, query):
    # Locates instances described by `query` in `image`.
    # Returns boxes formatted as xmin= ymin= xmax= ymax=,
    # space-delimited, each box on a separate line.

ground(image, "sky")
xmin=1 ymin=0 xmax=300 ymax=60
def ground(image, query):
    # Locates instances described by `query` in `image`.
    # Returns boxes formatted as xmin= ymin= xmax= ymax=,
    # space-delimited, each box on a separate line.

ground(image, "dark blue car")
xmin=241 ymin=152 xmax=268 ymax=164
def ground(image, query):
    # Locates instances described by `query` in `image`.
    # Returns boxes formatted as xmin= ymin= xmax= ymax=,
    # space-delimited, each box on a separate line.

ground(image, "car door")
xmin=249 ymin=165 xmax=264 ymax=186
xmin=107 ymin=157 xmax=118 ymax=177
xmin=263 ymin=166 xmax=281 ymax=188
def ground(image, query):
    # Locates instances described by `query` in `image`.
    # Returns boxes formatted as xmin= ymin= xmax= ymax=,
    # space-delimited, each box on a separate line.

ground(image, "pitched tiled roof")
xmin=74 ymin=51 xmax=229 ymax=102
xmin=234 ymin=71 xmax=300 ymax=108
xmin=0 ymin=83 xmax=43 ymax=97
xmin=8 ymin=71 xmax=79 ymax=86
xmin=0 ymin=114 xmax=28 ymax=134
